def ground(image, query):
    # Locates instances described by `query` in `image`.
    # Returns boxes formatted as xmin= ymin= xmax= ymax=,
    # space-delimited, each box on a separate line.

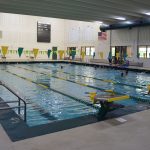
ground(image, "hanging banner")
xmin=81 ymin=51 xmax=85 ymax=61
xmin=144 ymin=53 xmax=146 ymax=59
xmin=18 ymin=47 xmax=24 ymax=57
xmin=71 ymin=49 xmax=76 ymax=59
xmin=9 ymin=50 xmax=13 ymax=54
xmin=1 ymin=46 xmax=8 ymax=57
xmin=47 ymin=49 xmax=51 ymax=58
xmin=58 ymin=50 xmax=64 ymax=60
xmin=116 ymin=53 xmax=119 ymax=60
xmin=99 ymin=52 xmax=104 ymax=59
xmin=33 ymin=48 xmax=39 ymax=58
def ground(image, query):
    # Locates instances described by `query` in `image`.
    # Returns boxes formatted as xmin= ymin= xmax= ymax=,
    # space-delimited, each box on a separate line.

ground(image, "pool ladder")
xmin=0 ymin=81 xmax=27 ymax=122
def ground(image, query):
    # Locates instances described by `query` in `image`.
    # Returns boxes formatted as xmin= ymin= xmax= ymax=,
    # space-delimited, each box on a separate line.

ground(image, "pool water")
xmin=0 ymin=63 xmax=150 ymax=126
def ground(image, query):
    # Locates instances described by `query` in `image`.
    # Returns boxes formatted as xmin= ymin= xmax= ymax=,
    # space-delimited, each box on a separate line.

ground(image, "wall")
xmin=110 ymin=27 xmax=150 ymax=68
xmin=1 ymin=12 xmax=149 ymax=68
xmin=64 ymin=20 xmax=98 ymax=60
xmin=0 ymin=13 xmax=65 ymax=51
xmin=0 ymin=13 xmax=106 ymax=60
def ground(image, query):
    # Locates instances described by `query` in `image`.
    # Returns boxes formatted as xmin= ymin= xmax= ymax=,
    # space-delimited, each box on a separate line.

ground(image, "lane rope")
xmin=32 ymin=64 xmax=144 ymax=89
xmin=11 ymin=65 xmax=150 ymax=103
xmin=3 ymin=69 xmax=99 ymax=110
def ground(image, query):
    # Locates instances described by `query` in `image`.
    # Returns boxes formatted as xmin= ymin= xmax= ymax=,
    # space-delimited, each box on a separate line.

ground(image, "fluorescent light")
xmin=124 ymin=21 xmax=132 ymax=24
xmin=95 ymin=21 xmax=103 ymax=24
xmin=145 ymin=12 xmax=150 ymax=16
xmin=102 ymin=23 xmax=109 ymax=27
xmin=115 ymin=17 xmax=126 ymax=21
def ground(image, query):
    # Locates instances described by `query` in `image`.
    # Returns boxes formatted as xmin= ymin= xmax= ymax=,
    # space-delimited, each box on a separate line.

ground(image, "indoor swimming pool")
xmin=0 ymin=63 xmax=150 ymax=127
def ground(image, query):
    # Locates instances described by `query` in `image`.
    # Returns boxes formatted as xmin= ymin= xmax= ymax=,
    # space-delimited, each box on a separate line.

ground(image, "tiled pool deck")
xmin=0 ymin=110 xmax=150 ymax=150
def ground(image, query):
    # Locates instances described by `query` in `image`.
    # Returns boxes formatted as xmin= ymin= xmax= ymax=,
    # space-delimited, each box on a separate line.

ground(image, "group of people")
xmin=107 ymin=52 xmax=129 ymax=67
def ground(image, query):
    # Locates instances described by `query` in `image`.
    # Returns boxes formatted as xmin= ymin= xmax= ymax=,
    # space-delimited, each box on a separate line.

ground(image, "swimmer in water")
xmin=125 ymin=70 xmax=128 ymax=75
xmin=121 ymin=72 xmax=124 ymax=77
xmin=121 ymin=70 xmax=128 ymax=77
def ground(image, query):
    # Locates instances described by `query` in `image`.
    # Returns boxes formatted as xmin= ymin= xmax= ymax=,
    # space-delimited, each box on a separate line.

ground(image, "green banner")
xmin=48 ymin=49 xmax=51 ymax=58
xmin=71 ymin=49 xmax=76 ymax=60
xmin=18 ymin=47 xmax=24 ymax=57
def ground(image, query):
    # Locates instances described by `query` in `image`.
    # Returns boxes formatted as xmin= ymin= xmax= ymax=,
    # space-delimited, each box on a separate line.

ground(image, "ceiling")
xmin=0 ymin=0 xmax=150 ymax=24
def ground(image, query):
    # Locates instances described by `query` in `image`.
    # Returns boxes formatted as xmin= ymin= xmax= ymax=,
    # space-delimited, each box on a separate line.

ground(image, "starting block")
xmin=89 ymin=92 xmax=130 ymax=121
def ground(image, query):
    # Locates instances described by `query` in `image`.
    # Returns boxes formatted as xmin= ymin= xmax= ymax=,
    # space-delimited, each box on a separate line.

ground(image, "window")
xmin=85 ymin=47 xmax=90 ymax=55
xmin=91 ymin=47 xmax=95 ymax=56
xmin=111 ymin=46 xmax=132 ymax=59
xmin=138 ymin=46 xmax=147 ymax=58
xmin=147 ymin=47 xmax=150 ymax=58
xmin=67 ymin=47 xmax=76 ymax=55
xmin=111 ymin=47 xmax=115 ymax=57
xmin=82 ymin=46 xmax=95 ymax=56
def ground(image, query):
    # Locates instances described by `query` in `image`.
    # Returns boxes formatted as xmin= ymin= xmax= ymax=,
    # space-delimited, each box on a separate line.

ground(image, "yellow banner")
xmin=58 ymin=50 xmax=64 ymax=60
xmin=81 ymin=51 xmax=85 ymax=60
xmin=144 ymin=53 xmax=146 ymax=59
xmin=99 ymin=52 xmax=103 ymax=59
xmin=1 ymin=46 xmax=8 ymax=57
xmin=116 ymin=53 xmax=119 ymax=60
xmin=33 ymin=48 xmax=39 ymax=58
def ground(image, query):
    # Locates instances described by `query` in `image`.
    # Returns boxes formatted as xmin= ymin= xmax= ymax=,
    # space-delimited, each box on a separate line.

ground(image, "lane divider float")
xmin=4 ymin=69 xmax=100 ymax=110
xmin=10 ymin=65 xmax=150 ymax=103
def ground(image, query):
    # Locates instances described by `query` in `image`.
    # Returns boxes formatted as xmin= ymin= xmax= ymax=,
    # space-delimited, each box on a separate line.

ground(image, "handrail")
xmin=0 ymin=81 xmax=27 ymax=122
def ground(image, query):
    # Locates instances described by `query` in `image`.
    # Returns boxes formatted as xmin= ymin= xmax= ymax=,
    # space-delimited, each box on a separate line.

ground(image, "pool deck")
xmin=1 ymin=109 xmax=150 ymax=150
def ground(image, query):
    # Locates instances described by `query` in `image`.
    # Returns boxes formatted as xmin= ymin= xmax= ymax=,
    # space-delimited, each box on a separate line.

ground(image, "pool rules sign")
xmin=37 ymin=22 xmax=51 ymax=43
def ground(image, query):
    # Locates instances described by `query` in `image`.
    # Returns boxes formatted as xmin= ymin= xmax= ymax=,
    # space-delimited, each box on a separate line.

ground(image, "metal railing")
xmin=0 ymin=81 xmax=27 ymax=122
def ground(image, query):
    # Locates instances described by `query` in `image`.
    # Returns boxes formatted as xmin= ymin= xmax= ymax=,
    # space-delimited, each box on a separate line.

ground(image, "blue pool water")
xmin=0 ymin=63 xmax=150 ymax=126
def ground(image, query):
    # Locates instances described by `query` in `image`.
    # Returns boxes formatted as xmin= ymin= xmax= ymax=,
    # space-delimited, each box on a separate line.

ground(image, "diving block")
xmin=93 ymin=94 xmax=130 ymax=121
xmin=89 ymin=92 xmax=130 ymax=121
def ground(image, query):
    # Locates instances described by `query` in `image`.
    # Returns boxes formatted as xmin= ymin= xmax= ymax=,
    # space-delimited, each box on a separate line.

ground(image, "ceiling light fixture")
xmin=145 ymin=12 xmax=150 ymax=16
xmin=102 ymin=24 xmax=109 ymax=27
xmin=124 ymin=21 xmax=132 ymax=24
xmin=95 ymin=21 xmax=103 ymax=24
xmin=115 ymin=17 xmax=126 ymax=21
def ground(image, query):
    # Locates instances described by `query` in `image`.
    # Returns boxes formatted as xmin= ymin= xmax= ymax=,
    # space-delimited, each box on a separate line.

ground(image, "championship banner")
xmin=18 ymin=47 xmax=24 ymax=57
xmin=33 ymin=48 xmax=39 ymax=58
xmin=81 ymin=51 xmax=85 ymax=61
xmin=47 ymin=49 xmax=51 ymax=58
xmin=99 ymin=52 xmax=104 ymax=59
xmin=58 ymin=50 xmax=64 ymax=60
xmin=1 ymin=46 xmax=8 ymax=57
xmin=116 ymin=53 xmax=119 ymax=60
